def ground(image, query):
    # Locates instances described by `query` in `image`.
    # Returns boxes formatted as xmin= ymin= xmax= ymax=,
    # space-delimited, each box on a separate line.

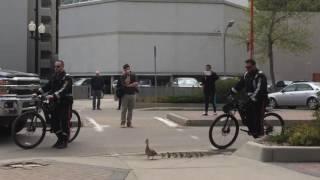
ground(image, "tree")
xmin=236 ymin=0 xmax=319 ymax=88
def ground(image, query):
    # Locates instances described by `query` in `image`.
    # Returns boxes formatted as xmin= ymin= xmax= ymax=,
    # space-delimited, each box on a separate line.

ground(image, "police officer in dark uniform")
xmin=38 ymin=60 xmax=73 ymax=149
xmin=230 ymin=59 xmax=268 ymax=138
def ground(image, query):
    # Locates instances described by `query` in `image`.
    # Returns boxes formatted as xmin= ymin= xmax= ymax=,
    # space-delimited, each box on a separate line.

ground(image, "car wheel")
xmin=269 ymin=98 xmax=278 ymax=109
xmin=307 ymin=97 xmax=319 ymax=110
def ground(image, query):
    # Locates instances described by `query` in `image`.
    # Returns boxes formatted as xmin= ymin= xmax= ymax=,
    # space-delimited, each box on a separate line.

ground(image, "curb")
xmin=167 ymin=112 xmax=315 ymax=127
xmin=234 ymin=141 xmax=320 ymax=162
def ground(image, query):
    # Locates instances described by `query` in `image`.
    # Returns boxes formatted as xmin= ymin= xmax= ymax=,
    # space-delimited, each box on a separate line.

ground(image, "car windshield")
xmin=74 ymin=78 xmax=86 ymax=86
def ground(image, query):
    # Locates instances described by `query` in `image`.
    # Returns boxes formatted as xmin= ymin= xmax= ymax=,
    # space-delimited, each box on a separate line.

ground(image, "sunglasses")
xmin=55 ymin=66 xmax=61 ymax=68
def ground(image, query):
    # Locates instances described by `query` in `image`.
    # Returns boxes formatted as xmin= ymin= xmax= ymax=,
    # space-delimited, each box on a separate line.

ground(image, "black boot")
xmin=56 ymin=136 xmax=68 ymax=149
xmin=52 ymin=139 xmax=62 ymax=148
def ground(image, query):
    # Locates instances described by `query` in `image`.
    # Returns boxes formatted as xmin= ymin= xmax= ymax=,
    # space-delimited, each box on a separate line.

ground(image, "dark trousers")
xmin=92 ymin=90 xmax=102 ymax=109
xmin=204 ymin=93 xmax=216 ymax=113
xmin=118 ymin=96 xmax=122 ymax=110
xmin=245 ymin=99 xmax=266 ymax=136
xmin=51 ymin=102 xmax=72 ymax=140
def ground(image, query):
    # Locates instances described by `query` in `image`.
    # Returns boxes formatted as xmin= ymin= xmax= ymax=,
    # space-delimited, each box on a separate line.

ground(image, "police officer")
xmin=230 ymin=59 xmax=268 ymax=138
xmin=38 ymin=60 xmax=73 ymax=149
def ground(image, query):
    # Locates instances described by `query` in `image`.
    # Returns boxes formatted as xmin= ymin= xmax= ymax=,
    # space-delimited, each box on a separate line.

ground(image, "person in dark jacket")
xmin=202 ymin=64 xmax=219 ymax=116
xmin=91 ymin=71 xmax=105 ymax=110
xmin=116 ymin=79 xmax=123 ymax=110
xmin=230 ymin=59 xmax=268 ymax=138
xmin=38 ymin=60 xmax=73 ymax=149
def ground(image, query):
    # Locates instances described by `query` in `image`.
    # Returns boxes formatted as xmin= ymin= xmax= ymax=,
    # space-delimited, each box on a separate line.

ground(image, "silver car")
xmin=268 ymin=82 xmax=320 ymax=109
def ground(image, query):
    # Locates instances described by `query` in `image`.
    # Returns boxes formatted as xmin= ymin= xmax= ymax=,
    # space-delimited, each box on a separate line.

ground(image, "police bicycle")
xmin=209 ymin=95 xmax=284 ymax=149
xmin=11 ymin=95 xmax=81 ymax=149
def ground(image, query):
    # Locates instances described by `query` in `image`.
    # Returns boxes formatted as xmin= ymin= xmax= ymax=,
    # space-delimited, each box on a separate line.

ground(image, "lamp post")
xmin=249 ymin=0 xmax=254 ymax=59
xmin=223 ymin=20 xmax=235 ymax=76
xmin=28 ymin=0 xmax=46 ymax=74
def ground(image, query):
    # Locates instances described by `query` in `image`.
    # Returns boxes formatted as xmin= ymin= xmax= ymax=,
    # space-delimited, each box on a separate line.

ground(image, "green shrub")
xmin=268 ymin=124 xmax=320 ymax=146
xmin=288 ymin=124 xmax=320 ymax=146
xmin=215 ymin=78 xmax=239 ymax=103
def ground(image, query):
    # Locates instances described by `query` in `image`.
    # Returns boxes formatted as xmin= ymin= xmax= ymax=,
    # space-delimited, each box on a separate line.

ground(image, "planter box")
xmin=234 ymin=141 xmax=320 ymax=162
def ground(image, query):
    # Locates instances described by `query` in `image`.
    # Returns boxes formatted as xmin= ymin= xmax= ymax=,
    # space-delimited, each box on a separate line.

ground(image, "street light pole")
xmin=223 ymin=20 xmax=235 ymax=76
xmin=249 ymin=0 xmax=254 ymax=59
xmin=34 ymin=0 xmax=39 ymax=74
xmin=154 ymin=46 xmax=158 ymax=103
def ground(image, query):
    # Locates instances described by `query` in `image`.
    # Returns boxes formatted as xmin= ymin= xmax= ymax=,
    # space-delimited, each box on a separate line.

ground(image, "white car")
xmin=170 ymin=77 xmax=201 ymax=88
xmin=268 ymin=82 xmax=320 ymax=109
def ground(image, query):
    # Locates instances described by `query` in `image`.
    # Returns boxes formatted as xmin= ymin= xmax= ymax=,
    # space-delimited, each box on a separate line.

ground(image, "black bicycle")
xmin=209 ymin=96 xmax=284 ymax=149
xmin=11 ymin=95 xmax=81 ymax=149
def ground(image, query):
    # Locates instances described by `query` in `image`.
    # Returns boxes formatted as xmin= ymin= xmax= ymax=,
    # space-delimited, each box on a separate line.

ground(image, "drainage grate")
xmin=2 ymin=161 xmax=49 ymax=170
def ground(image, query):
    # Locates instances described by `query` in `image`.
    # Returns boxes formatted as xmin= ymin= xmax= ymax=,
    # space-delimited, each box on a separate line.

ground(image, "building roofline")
xmin=60 ymin=0 xmax=246 ymax=10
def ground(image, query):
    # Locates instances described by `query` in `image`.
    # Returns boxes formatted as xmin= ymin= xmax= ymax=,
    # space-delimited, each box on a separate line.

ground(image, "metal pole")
xmin=34 ymin=0 xmax=39 ymax=74
xmin=249 ymin=0 xmax=254 ymax=59
xmin=223 ymin=28 xmax=227 ymax=76
xmin=154 ymin=46 xmax=158 ymax=102
xmin=56 ymin=0 xmax=60 ymax=54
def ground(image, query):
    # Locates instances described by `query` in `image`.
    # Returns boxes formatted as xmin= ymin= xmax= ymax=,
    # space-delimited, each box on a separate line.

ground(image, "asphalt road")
xmin=0 ymin=98 xmax=252 ymax=161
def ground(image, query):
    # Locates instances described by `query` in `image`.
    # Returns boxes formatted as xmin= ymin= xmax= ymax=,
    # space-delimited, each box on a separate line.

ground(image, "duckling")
xmin=145 ymin=139 xmax=158 ymax=160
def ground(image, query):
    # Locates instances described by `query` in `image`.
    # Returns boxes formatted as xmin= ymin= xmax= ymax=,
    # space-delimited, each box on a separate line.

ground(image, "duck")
xmin=145 ymin=139 xmax=158 ymax=159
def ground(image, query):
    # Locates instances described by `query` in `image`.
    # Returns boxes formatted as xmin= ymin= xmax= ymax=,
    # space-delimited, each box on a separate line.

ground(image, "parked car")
xmin=138 ymin=79 xmax=152 ymax=87
xmin=170 ymin=77 xmax=201 ymax=88
xmin=73 ymin=78 xmax=91 ymax=86
xmin=0 ymin=68 xmax=40 ymax=131
xmin=74 ymin=78 xmax=105 ymax=97
xmin=268 ymin=82 xmax=320 ymax=109
xmin=268 ymin=80 xmax=293 ymax=92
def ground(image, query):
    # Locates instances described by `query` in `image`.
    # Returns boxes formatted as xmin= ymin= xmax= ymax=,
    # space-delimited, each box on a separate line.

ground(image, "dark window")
xmin=283 ymin=85 xmax=296 ymax=92
xmin=40 ymin=33 xmax=52 ymax=42
xmin=41 ymin=0 xmax=51 ymax=7
xmin=296 ymin=84 xmax=313 ymax=91
xmin=41 ymin=16 xmax=52 ymax=25
xmin=40 ymin=50 xmax=52 ymax=59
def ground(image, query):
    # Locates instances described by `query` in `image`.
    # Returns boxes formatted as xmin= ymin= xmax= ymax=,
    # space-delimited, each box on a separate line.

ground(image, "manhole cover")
xmin=2 ymin=161 xmax=49 ymax=170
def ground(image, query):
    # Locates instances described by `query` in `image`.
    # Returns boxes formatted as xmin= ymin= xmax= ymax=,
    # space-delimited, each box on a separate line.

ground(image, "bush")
xmin=215 ymin=78 xmax=239 ymax=103
xmin=268 ymin=101 xmax=320 ymax=146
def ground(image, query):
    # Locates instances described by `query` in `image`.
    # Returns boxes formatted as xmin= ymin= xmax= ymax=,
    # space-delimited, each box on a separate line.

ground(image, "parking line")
xmin=85 ymin=116 xmax=104 ymax=132
xmin=176 ymin=128 xmax=184 ymax=132
xmin=154 ymin=117 xmax=179 ymax=128
xmin=190 ymin=135 xmax=200 ymax=140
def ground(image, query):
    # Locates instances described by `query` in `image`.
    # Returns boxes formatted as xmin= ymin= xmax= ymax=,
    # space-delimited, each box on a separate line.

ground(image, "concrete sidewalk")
xmin=0 ymin=154 xmax=319 ymax=180
xmin=167 ymin=109 xmax=315 ymax=126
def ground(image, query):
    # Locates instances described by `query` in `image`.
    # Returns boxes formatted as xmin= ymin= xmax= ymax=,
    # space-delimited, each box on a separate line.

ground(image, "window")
xmin=62 ymin=0 xmax=95 ymax=5
xmin=296 ymin=84 xmax=313 ymax=91
xmin=40 ymin=33 xmax=52 ymax=42
xmin=283 ymin=85 xmax=296 ymax=92
xmin=41 ymin=16 xmax=52 ymax=25
xmin=40 ymin=51 xmax=52 ymax=59
xmin=41 ymin=0 xmax=51 ymax=8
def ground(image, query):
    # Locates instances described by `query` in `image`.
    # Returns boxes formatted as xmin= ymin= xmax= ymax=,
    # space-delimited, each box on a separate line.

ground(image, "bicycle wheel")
xmin=11 ymin=111 xmax=46 ymax=149
xmin=69 ymin=110 xmax=81 ymax=143
xmin=209 ymin=114 xmax=239 ymax=149
xmin=264 ymin=113 xmax=285 ymax=136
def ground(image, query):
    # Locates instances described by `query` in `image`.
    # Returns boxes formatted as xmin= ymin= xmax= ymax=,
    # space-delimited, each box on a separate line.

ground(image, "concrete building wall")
xmin=0 ymin=0 xmax=28 ymax=72
xmin=60 ymin=35 xmax=119 ymax=74
xmin=60 ymin=1 xmax=243 ymax=76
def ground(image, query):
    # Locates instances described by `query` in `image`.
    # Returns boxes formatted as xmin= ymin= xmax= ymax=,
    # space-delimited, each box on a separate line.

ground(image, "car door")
xmin=277 ymin=84 xmax=297 ymax=106
xmin=295 ymin=84 xmax=314 ymax=106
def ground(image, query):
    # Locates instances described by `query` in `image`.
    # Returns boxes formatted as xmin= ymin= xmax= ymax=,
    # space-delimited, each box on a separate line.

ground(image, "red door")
xmin=313 ymin=73 xmax=320 ymax=82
